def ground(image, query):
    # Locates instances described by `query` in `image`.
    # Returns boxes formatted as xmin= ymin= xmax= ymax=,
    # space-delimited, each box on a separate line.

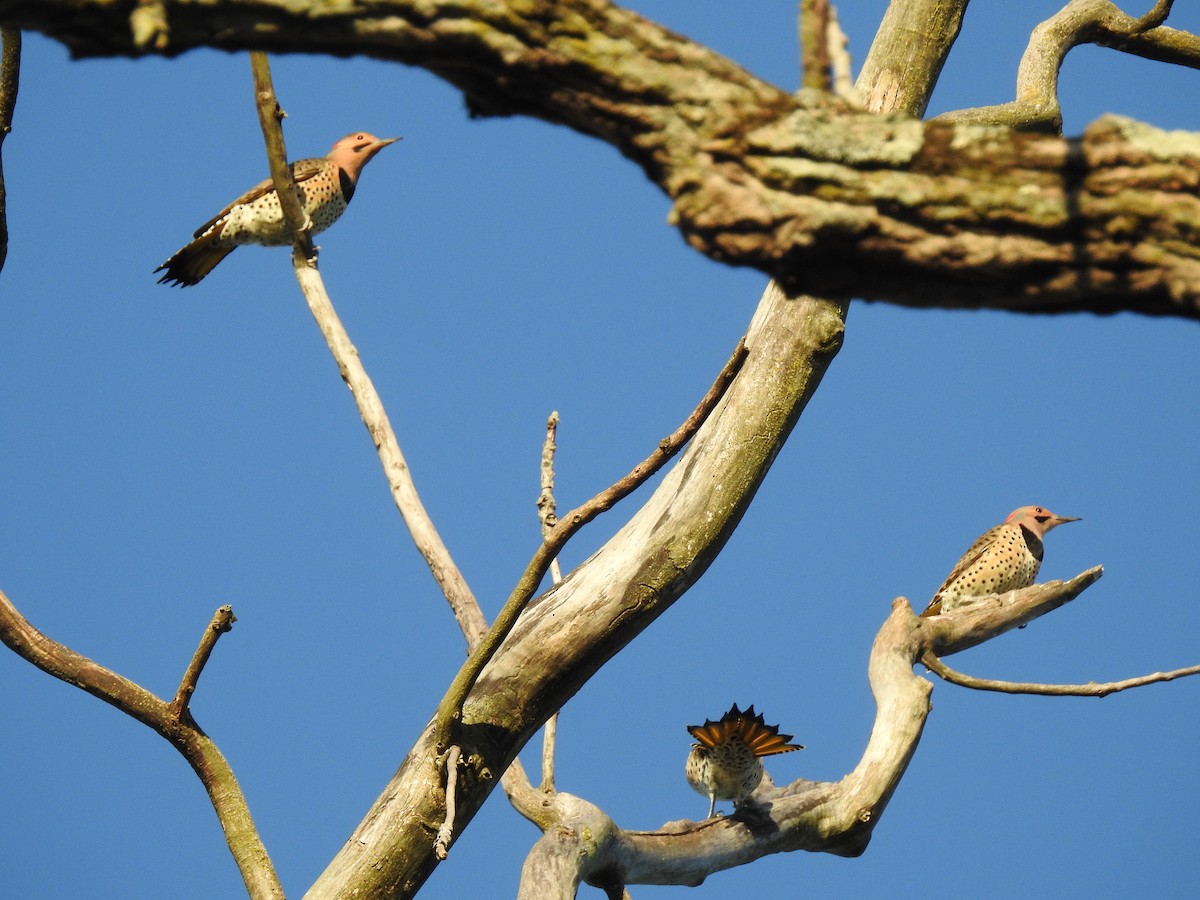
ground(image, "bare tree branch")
xmin=7 ymin=1 xmax=1200 ymax=317
xmin=170 ymin=605 xmax=236 ymax=718
xmin=856 ymin=0 xmax=969 ymax=116
xmin=0 ymin=26 xmax=19 ymax=275
xmin=307 ymin=8 xmax=949 ymax=895
xmin=246 ymin=53 xmax=486 ymax=646
xmin=309 ymin=281 xmax=845 ymax=898
xmin=432 ymin=338 xmax=749 ymax=753
xmin=433 ymin=745 xmax=461 ymax=859
xmin=922 ymin=651 xmax=1200 ymax=696
xmin=249 ymin=51 xmax=313 ymax=247
xmin=938 ymin=0 xmax=1199 ymax=131
xmin=512 ymin=567 xmax=1144 ymax=893
xmin=535 ymin=411 xmax=562 ymax=793
xmin=0 ymin=587 xmax=282 ymax=899
xmin=825 ymin=5 xmax=861 ymax=104
xmin=799 ymin=0 xmax=832 ymax=92
xmin=917 ymin=566 xmax=1105 ymax=657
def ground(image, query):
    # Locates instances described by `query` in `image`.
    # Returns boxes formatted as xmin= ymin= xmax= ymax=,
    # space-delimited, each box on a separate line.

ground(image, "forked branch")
xmin=433 ymin=338 xmax=749 ymax=752
xmin=938 ymin=0 xmax=1200 ymax=131
xmin=0 ymin=588 xmax=281 ymax=899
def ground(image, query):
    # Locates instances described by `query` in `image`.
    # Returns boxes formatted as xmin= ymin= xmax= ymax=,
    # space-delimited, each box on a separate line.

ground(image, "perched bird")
xmin=156 ymin=132 xmax=399 ymax=286
xmin=921 ymin=505 xmax=1080 ymax=617
xmin=685 ymin=703 xmax=803 ymax=818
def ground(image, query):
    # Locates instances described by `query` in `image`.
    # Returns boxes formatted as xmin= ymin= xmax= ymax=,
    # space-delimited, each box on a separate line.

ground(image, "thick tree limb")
xmin=0 ymin=588 xmax=282 ymax=900
xmin=506 ymin=572 xmax=1115 ymax=893
xmin=306 ymin=282 xmax=847 ymax=899
xmin=431 ymin=337 xmax=747 ymax=753
xmin=5 ymin=0 xmax=1200 ymax=317
xmin=917 ymin=566 xmax=1105 ymax=657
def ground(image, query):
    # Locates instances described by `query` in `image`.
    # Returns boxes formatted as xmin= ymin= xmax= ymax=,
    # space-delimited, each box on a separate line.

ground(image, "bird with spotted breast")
xmin=920 ymin=505 xmax=1080 ymax=617
xmin=685 ymin=703 xmax=803 ymax=818
xmin=156 ymin=132 xmax=399 ymax=286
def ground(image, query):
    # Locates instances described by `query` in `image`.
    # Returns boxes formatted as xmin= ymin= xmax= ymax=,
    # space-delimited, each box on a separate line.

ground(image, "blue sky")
xmin=1 ymin=2 xmax=1198 ymax=897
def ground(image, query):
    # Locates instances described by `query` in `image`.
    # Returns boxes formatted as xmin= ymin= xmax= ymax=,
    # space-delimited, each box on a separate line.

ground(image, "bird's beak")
xmin=373 ymin=137 xmax=402 ymax=150
xmin=1047 ymin=515 xmax=1081 ymax=531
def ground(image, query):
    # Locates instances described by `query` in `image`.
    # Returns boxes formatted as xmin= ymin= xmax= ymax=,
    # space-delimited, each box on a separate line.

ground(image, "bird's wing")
xmin=191 ymin=157 xmax=326 ymax=239
xmin=929 ymin=524 xmax=1005 ymax=602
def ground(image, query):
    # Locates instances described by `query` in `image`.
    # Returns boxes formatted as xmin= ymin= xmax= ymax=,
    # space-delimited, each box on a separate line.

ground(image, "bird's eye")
xmin=1034 ymin=507 xmax=1044 ymax=513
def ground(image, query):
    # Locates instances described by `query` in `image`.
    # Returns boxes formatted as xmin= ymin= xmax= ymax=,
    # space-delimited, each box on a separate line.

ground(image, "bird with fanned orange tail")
xmin=156 ymin=132 xmax=399 ymax=286
xmin=685 ymin=703 xmax=803 ymax=818
xmin=921 ymin=505 xmax=1080 ymax=617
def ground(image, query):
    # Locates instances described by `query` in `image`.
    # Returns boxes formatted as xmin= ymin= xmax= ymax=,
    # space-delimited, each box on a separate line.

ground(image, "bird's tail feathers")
xmin=687 ymin=703 xmax=803 ymax=756
xmin=155 ymin=231 xmax=235 ymax=287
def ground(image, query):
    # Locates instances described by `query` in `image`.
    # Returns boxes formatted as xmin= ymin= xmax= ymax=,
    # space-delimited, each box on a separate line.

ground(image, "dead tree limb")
xmin=4 ymin=1 xmax=1200 ymax=317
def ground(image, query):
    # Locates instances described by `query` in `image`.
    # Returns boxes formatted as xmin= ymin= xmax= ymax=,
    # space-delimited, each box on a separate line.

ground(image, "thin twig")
xmin=0 ymin=586 xmax=282 ymax=898
xmin=434 ymin=745 xmax=462 ymax=859
xmin=248 ymin=54 xmax=486 ymax=647
xmin=537 ymin=411 xmax=564 ymax=586
xmin=922 ymin=651 xmax=1200 ymax=697
xmin=536 ymin=411 xmax=562 ymax=791
xmin=170 ymin=605 xmax=237 ymax=718
xmin=825 ymin=6 xmax=861 ymax=104
xmin=434 ymin=338 xmax=749 ymax=751
xmin=0 ymin=27 xmax=21 ymax=275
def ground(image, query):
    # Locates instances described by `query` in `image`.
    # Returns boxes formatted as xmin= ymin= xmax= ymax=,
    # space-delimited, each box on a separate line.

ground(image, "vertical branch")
xmin=857 ymin=0 xmax=970 ymax=116
xmin=0 ymin=27 xmax=21 ymax=274
xmin=799 ymin=0 xmax=832 ymax=91
xmin=248 ymin=51 xmax=312 ymax=250
xmin=536 ymin=411 xmax=562 ymax=791
xmin=246 ymin=54 xmax=487 ymax=645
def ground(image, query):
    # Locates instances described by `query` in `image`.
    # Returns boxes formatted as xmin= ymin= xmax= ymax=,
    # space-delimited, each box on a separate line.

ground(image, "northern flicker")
xmin=155 ymin=132 xmax=399 ymax=286
xmin=685 ymin=703 xmax=803 ymax=818
xmin=921 ymin=506 xmax=1080 ymax=617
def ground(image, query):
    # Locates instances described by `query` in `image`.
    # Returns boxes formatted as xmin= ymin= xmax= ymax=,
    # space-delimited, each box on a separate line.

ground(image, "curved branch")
xmin=937 ymin=0 xmax=1199 ymax=132
xmin=514 ymin=569 xmax=1126 ymax=892
xmin=922 ymin=652 xmax=1200 ymax=696
xmin=6 ymin=1 xmax=1200 ymax=317
xmin=0 ymin=587 xmax=282 ymax=899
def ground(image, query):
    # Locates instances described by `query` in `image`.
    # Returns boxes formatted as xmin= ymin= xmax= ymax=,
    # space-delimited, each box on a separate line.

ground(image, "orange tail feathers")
xmin=687 ymin=704 xmax=804 ymax=757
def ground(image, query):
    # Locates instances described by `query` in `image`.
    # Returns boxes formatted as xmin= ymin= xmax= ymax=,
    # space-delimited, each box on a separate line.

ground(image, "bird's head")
xmin=328 ymin=132 xmax=401 ymax=180
xmin=1005 ymin=505 xmax=1080 ymax=537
